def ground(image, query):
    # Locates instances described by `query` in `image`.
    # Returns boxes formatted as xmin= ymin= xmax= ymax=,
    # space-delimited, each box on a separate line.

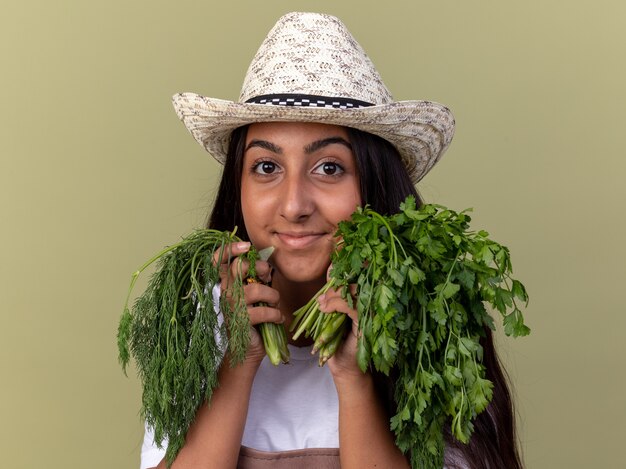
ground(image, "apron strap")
xmin=238 ymin=445 xmax=341 ymax=469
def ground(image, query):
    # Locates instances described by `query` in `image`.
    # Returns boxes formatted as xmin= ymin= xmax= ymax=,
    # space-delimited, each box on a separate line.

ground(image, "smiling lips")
xmin=274 ymin=231 xmax=328 ymax=249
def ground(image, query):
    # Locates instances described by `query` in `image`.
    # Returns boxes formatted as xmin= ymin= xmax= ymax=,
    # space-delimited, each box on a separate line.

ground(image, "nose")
xmin=279 ymin=174 xmax=314 ymax=223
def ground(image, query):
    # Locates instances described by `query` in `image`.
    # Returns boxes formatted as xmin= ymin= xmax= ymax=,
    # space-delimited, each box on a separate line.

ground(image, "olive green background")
xmin=1 ymin=1 xmax=624 ymax=468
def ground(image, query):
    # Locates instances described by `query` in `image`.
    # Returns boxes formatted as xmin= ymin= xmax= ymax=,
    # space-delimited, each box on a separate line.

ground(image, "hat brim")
xmin=172 ymin=92 xmax=455 ymax=183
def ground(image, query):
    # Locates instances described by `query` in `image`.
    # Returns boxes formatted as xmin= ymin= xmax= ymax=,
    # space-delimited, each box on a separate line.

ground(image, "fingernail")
xmin=237 ymin=242 xmax=251 ymax=250
xmin=317 ymin=294 xmax=326 ymax=309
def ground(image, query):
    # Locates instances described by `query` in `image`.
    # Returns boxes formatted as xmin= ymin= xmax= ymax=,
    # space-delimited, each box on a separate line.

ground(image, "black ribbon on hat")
xmin=246 ymin=94 xmax=374 ymax=110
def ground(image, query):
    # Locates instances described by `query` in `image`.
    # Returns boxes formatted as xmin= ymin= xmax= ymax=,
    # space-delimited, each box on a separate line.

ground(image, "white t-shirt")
xmin=140 ymin=344 xmax=339 ymax=469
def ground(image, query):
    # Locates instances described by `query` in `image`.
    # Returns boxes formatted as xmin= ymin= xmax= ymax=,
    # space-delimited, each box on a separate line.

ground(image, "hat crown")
xmin=239 ymin=12 xmax=393 ymax=105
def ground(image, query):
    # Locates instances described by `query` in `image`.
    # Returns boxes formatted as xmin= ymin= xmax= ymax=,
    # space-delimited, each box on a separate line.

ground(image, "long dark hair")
xmin=207 ymin=124 xmax=523 ymax=469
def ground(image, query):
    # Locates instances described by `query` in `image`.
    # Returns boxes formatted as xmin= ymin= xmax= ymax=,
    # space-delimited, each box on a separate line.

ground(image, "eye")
xmin=313 ymin=161 xmax=344 ymax=176
xmin=253 ymin=160 xmax=279 ymax=175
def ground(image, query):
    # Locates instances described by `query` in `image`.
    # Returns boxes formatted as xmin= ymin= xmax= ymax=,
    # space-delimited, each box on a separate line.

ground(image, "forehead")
xmin=246 ymin=122 xmax=350 ymax=144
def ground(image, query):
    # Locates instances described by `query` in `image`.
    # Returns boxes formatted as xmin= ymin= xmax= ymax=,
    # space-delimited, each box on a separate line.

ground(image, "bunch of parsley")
xmin=291 ymin=195 xmax=530 ymax=468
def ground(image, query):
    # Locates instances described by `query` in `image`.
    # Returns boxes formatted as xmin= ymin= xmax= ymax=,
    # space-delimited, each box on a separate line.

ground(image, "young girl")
xmin=140 ymin=12 xmax=523 ymax=469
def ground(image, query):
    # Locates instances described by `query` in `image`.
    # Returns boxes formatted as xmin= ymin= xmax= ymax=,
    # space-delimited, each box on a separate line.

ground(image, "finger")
xmin=227 ymin=255 xmax=250 ymax=281
xmin=318 ymin=293 xmax=358 ymax=322
xmin=219 ymin=258 xmax=251 ymax=295
xmin=247 ymin=305 xmax=285 ymax=326
xmin=212 ymin=241 xmax=251 ymax=268
xmin=321 ymin=284 xmax=358 ymax=301
xmin=254 ymin=260 xmax=273 ymax=284
xmin=243 ymin=283 xmax=280 ymax=308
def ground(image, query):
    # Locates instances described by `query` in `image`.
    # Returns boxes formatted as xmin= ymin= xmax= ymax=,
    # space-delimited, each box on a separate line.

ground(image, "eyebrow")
xmin=304 ymin=137 xmax=352 ymax=154
xmin=244 ymin=137 xmax=352 ymax=155
xmin=245 ymin=139 xmax=282 ymax=154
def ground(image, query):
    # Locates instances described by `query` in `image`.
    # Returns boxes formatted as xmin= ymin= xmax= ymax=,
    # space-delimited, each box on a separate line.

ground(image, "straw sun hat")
xmin=172 ymin=11 xmax=455 ymax=183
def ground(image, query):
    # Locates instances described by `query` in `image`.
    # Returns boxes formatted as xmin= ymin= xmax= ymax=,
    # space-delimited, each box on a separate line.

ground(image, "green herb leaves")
xmin=118 ymin=198 xmax=530 ymax=469
xmin=117 ymin=230 xmax=287 ymax=466
xmin=292 ymin=196 xmax=530 ymax=469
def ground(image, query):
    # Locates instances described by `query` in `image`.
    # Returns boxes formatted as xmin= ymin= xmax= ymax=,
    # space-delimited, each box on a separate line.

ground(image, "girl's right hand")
xmin=213 ymin=241 xmax=283 ymax=365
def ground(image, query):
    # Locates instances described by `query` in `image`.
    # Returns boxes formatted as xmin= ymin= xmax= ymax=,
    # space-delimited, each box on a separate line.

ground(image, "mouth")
xmin=273 ymin=231 xmax=328 ymax=249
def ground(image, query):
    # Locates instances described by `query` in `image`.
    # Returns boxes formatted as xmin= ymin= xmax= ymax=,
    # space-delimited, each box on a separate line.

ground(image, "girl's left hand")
xmin=317 ymin=283 xmax=364 ymax=380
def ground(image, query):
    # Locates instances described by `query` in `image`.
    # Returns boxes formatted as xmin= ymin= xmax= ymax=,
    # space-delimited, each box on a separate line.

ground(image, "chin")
xmin=274 ymin=257 xmax=328 ymax=284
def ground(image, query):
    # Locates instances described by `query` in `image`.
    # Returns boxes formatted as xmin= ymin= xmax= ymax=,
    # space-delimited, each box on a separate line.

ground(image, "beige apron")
xmin=237 ymin=446 xmax=341 ymax=469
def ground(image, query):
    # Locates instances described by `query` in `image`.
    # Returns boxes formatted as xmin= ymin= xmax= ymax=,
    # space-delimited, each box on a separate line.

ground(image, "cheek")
xmin=241 ymin=184 xmax=273 ymax=240
xmin=240 ymin=181 xmax=256 ymax=236
xmin=327 ymin=184 xmax=361 ymax=225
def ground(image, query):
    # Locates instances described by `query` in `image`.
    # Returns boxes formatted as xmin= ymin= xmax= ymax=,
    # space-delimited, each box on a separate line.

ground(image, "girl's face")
xmin=241 ymin=122 xmax=361 ymax=284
